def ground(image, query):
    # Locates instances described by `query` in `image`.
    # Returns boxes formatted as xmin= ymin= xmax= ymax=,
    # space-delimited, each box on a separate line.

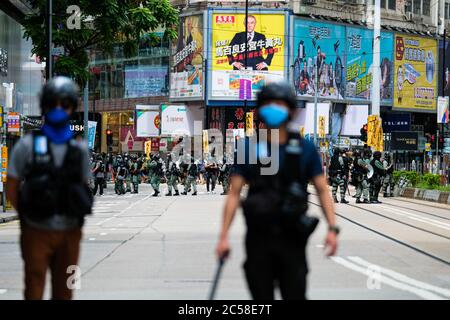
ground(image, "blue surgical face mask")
xmin=259 ymin=104 xmax=289 ymax=128
xmin=42 ymin=107 xmax=73 ymax=144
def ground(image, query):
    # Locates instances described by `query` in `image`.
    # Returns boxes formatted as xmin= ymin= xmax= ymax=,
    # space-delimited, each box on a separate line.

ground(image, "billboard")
xmin=210 ymin=12 xmax=286 ymax=99
xmin=393 ymin=34 xmax=437 ymax=111
xmin=292 ymin=19 xmax=345 ymax=100
xmin=345 ymin=28 xmax=394 ymax=103
xmin=160 ymin=104 xmax=203 ymax=136
xmin=170 ymin=14 xmax=204 ymax=100
xmin=125 ymin=66 xmax=168 ymax=98
xmin=438 ymin=39 xmax=450 ymax=98
xmin=136 ymin=105 xmax=160 ymax=137
xmin=390 ymin=131 xmax=419 ymax=151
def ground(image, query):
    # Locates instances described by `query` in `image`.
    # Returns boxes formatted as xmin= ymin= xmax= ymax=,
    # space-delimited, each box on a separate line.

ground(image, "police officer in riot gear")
xmin=166 ymin=153 xmax=180 ymax=196
xmin=6 ymin=77 xmax=93 ymax=300
xmin=130 ymin=155 xmax=140 ymax=194
xmin=329 ymin=148 xmax=349 ymax=204
xmin=219 ymin=157 xmax=231 ymax=195
xmin=92 ymin=154 xmax=106 ymax=196
xmin=115 ymin=158 xmax=128 ymax=195
xmin=182 ymin=158 xmax=198 ymax=196
xmin=382 ymin=152 xmax=394 ymax=197
xmin=370 ymin=151 xmax=385 ymax=204
xmin=352 ymin=150 xmax=370 ymax=204
xmin=216 ymin=82 xmax=338 ymax=300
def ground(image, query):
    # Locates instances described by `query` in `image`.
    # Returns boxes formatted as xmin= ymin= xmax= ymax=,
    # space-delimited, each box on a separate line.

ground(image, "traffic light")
xmin=106 ymin=129 xmax=113 ymax=147
xmin=438 ymin=136 xmax=444 ymax=150
xmin=360 ymin=124 xmax=368 ymax=143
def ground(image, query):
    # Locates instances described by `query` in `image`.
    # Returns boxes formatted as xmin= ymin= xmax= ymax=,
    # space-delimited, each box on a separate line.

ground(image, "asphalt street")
xmin=0 ymin=183 xmax=449 ymax=300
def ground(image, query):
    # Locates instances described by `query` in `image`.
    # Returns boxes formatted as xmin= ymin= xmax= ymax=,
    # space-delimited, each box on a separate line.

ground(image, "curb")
xmin=0 ymin=214 xmax=18 ymax=224
xmin=399 ymin=187 xmax=450 ymax=205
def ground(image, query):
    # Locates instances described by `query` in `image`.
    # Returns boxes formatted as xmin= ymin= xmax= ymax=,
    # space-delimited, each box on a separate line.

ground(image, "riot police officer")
xmin=329 ymin=148 xmax=349 ymax=204
xmin=219 ymin=158 xmax=231 ymax=195
xmin=382 ymin=152 xmax=394 ymax=197
xmin=215 ymin=82 xmax=338 ymax=300
xmin=115 ymin=158 xmax=128 ymax=195
xmin=166 ymin=154 xmax=180 ymax=196
xmin=6 ymin=77 xmax=93 ymax=299
xmin=352 ymin=150 xmax=370 ymax=204
xmin=130 ymin=155 xmax=140 ymax=194
xmin=92 ymin=154 xmax=106 ymax=196
xmin=370 ymin=151 xmax=386 ymax=204
xmin=182 ymin=158 xmax=198 ymax=196
xmin=148 ymin=154 xmax=163 ymax=196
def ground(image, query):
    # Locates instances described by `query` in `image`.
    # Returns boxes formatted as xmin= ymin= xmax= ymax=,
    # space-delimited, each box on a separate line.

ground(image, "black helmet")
xmin=96 ymin=154 xmax=102 ymax=161
xmin=40 ymin=76 xmax=79 ymax=113
xmin=373 ymin=151 xmax=382 ymax=159
xmin=384 ymin=152 xmax=391 ymax=159
xmin=363 ymin=149 xmax=372 ymax=157
xmin=353 ymin=150 xmax=361 ymax=157
xmin=333 ymin=147 xmax=341 ymax=155
xmin=256 ymin=81 xmax=297 ymax=110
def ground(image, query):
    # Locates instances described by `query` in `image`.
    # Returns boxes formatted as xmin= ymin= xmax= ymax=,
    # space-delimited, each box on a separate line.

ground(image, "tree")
xmin=23 ymin=0 xmax=179 ymax=86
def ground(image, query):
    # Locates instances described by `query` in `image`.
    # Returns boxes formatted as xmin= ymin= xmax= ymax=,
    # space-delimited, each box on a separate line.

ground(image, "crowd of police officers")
xmin=329 ymin=147 xmax=395 ymax=204
xmin=89 ymin=152 xmax=232 ymax=197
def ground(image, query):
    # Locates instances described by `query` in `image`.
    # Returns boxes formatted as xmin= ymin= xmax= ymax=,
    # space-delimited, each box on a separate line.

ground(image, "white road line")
xmin=100 ymin=233 xmax=107 ymax=236
xmin=95 ymin=195 xmax=151 ymax=226
xmin=378 ymin=206 xmax=450 ymax=231
xmin=88 ymin=238 xmax=96 ymax=241
xmin=0 ymin=289 xmax=7 ymax=294
xmin=331 ymin=257 xmax=445 ymax=300
xmin=347 ymin=256 xmax=450 ymax=298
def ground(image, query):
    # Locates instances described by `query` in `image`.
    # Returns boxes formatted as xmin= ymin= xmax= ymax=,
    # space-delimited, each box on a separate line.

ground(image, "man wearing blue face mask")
xmin=6 ymin=77 xmax=93 ymax=300
xmin=216 ymin=81 xmax=338 ymax=300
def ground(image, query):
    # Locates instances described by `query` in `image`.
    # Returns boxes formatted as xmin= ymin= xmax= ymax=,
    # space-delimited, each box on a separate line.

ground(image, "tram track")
xmin=307 ymin=200 xmax=450 ymax=267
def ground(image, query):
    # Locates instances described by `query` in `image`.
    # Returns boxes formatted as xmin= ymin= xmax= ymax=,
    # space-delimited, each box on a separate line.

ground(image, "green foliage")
xmin=23 ymin=0 xmax=179 ymax=86
xmin=393 ymin=171 xmax=442 ymax=190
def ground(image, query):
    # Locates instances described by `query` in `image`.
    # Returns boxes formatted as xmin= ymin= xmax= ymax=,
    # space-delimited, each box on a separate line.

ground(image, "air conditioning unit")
xmin=303 ymin=0 xmax=318 ymax=5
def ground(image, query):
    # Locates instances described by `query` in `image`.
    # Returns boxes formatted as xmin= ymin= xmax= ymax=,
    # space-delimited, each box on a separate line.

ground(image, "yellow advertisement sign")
xmin=203 ymin=130 xmax=209 ymax=153
xmin=318 ymin=116 xmax=326 ymax=138
xmin=367 ymin=115 xmax=383 ymax=152
xmin=245 ymin=112 xmax=254 ymax=136
xmin=393 ymin=34 xmax=437 ymax=111
xmin=211 ymin=12 xmax=285 ymax=99
xmin=144 ymin=140 xmax=152 ymax=159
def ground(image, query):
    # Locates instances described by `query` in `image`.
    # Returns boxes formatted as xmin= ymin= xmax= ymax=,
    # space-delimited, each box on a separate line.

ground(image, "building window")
xmin=413 ymin=0 xmax=421 ymax=15
xmin=422 ymin=0 xmax=430 ymax=16
xmin=388 ymin=0 xmax=396 ymax=10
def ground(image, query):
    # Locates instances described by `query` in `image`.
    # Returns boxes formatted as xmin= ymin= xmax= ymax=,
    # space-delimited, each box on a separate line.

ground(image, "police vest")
xmin=371 ymin=159 xmax=385 ymax=177
xmin=329 ymin=156 xmax=343 ymax=174
xmin=188 ymin=164 xmax=197 ymax=176
xmin=241 ymin=132 xmax=317 ymax=238
xmin=18 ymin=131 xmax=93 ymax=223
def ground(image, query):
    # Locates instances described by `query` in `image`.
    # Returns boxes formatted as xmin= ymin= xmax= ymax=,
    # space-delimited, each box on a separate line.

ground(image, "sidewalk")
xmin=0 ymin=210 xmax=18 ymax=224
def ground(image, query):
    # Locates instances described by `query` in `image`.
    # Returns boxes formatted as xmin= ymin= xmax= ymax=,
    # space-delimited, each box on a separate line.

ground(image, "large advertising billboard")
xmin=345 ymin=28 xmax=394 ymax=103
xmin=135 ymin=105 xmax=160 ymax=137
xmin=170 ymin=14 xmax=204 ymax=100
xmin=210 ymin=12 xmax=286 ymax=99
xmin=292 ymin=20 xmax=346 ymax=100
xmin=438 ymin=40 xmax=450 ymax=97
xmin=393 ymin=34 xmax=437 ymax=111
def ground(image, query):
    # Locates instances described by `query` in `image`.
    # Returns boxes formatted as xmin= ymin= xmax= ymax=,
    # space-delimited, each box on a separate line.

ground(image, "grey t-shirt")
xmin=8 ymin=134 xmax=92 ymax=231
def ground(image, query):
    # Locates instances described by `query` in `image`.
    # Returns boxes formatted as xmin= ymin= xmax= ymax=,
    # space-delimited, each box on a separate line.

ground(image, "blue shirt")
xmin=232 ymin=136 xmax=323 ymax=182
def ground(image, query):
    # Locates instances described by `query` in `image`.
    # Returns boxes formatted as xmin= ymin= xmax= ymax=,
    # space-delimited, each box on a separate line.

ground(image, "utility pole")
xmin=371 ymin=0 xmax=381 ymax=116
xmin=84 ymin=80 xmax=89 ymax=142
xmin=244 ymin=0 xmax=249 ymax=113
xmin=313 ymin=63 xmax=318 ymax=146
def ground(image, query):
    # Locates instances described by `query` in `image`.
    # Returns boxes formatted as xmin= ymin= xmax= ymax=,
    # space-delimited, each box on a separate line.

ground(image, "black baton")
xmin=208 ymin=258 xmax=225 ymax=300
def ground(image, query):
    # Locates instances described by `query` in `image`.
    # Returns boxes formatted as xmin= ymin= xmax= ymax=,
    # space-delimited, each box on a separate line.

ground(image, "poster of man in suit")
xmin=212 ymin=12 xmax=286 ymax=99
xmin=170 ymin=14 xmax=204 ymax=99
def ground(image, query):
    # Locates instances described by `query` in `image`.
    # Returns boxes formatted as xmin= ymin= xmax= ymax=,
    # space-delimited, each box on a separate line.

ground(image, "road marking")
xmin=95 ymin=195 xmax=151 ymax=226
xmin=88 ymin=238 xmax=96 ymax=241
xmin=347 ymin=256 xmax=450 ymax=298
xmin=110 ymin=228 xmax=116 ymax=231
xmin=379 ymin=206 xmax=450 ymax=231
xmin=100 ymin=233 xmax=107 ymax=236
xmin=0 ymin=289 xmax=7 ymax=294
xmin=331 ymin=256 xmax=445 ymax=300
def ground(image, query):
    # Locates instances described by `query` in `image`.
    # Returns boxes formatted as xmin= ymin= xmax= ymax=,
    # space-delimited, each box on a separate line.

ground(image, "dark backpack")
xmin=18 ymin=131 xmax=93 ymax=223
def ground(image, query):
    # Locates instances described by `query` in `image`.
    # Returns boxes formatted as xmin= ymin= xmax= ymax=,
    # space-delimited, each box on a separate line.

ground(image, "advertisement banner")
xmin=390 ymin=131 xmax=419 ymax=151
xmin=87 ymin=121 xmax=97 ymax=150
xmin=211 ymin=12 xmax=286 ymax=99
xmin=437 ymin=96 xmax=449 ymax=124
xmin=136 ymin=105 xmax=160 ymax=137
xmin=382 ymin=113 xmax=411 ymax=133
xmin=345 ymin=28 xmax=394 ymax=103
xmin=170 ymin=14 xmax=204 ymax=100
xmin=393 ymin=35 xmax=437 ymax=111
xmin=7 ymin=112 xmax=20 ymax=133
xmin=125 ymin=66 xmax=168 ymax=98
xmin=438 ymin=40 xmax=450 ymax=97
xmin=160 ymin=104 xmax=203 ymax=136
xmin=292 ymin=19 xmax=345 ymax=100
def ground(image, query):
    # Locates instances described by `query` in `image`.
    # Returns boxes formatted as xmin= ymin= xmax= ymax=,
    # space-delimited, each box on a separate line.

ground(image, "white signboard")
xmin=341 ymin=104 xmax=369 ymax=136
xmin=437 ymin=96 xmax=449 ymax=124
xmin=136 ymin=105 xmax=160 ymax=137
xmin=290 ymin=103 xmax=330 ymax=135
xmin=160 ymin=104 xmax=203 ymax=136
